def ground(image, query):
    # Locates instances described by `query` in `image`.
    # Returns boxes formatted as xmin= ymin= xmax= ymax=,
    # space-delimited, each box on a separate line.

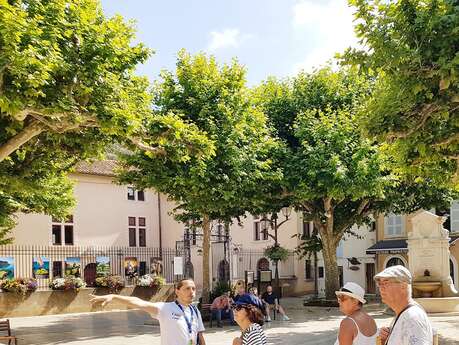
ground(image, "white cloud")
xmin=292 ymin=0 xmax=359 ymax=73
xmin=207 ymin=28 xmax=253 ymax=52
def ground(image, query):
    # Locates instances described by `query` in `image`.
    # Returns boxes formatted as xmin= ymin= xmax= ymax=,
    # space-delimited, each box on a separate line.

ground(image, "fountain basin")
xmin=415 ymin=297 xmax=459 ymax=313
xmin=412 ymin=281 xmax=441 ymax=297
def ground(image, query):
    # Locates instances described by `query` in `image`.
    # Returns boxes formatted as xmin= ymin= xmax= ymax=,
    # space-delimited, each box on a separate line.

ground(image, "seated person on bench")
xmin=261 ymin=285 xmax=290 ymax=321
xmin=210 ymin=292 xmax=234 ymax=327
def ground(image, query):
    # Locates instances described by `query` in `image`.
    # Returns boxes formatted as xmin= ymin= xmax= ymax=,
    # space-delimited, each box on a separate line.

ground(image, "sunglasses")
xmin=231 ymin=303 xmax=249 ymax=311
xmin=337 ymin=294 xmax=350 ymax=302
xmin=376 ymin=279 xmax=401 ymax=288
xmin=336 ymin=288 xmax=353 ymax=302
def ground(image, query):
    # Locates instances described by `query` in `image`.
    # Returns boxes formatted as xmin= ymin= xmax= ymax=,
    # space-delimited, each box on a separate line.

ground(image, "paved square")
xmin=5 ymin=298 xmax=459 ymax=345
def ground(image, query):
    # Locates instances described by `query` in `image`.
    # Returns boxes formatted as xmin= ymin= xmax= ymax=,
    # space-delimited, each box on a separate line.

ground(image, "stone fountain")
xmin=408 ymin=210 xmax=459 ymax=313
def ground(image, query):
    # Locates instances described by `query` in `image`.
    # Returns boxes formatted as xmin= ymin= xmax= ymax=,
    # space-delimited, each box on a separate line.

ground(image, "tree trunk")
xmin=313 ymin=251 xmax=319 ymax=297
xmin=320 ymin=229 xmax=340 ymax=300
xmin=201 ymin=214 xmax=211 ymax=303
xmin=0 ymin=120 xmax=44 ymax=162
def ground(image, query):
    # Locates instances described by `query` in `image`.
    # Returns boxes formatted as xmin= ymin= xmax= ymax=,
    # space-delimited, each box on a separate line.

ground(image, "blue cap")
xmin=233 ymin=293 xmax=264 ymax=310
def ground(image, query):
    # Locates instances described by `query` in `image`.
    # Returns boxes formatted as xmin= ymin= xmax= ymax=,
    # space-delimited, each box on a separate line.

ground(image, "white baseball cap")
xmin=374 ymin=265 xmax=412 ymax=284
xmin=335 ymin=282 xmax=366 ymax=304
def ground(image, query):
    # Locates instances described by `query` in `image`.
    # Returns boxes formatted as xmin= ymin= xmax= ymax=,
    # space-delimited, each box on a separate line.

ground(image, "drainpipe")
xmin=157 ymin=192 xmax=163 ymax=258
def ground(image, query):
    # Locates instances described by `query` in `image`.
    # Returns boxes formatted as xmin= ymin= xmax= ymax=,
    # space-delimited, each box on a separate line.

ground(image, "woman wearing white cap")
xmin=334 ymin=282 xmax=377 ymax=345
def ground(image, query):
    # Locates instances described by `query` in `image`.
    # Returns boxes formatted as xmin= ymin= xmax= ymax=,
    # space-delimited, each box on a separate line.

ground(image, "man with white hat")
xmin=375 ymin=265 xmax=433 ymax=345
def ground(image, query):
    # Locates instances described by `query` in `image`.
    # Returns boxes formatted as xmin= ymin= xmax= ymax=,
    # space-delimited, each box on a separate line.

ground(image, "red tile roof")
xmin=74 ymin=160 xmax=118 ymax=177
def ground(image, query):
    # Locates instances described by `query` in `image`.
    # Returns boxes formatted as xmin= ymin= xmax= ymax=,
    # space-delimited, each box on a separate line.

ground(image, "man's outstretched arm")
xmin=89 ymin=294 xmax=159 ymax=315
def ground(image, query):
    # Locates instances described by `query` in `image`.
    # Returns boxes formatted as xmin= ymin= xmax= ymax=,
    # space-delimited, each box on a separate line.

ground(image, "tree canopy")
xmin=119 ymin=51 xmax=280 ymax=298
xmin=254 ymin=66 xmax=456 ymax=298
xmin=0 ymin=0 xmax=211 ymax=243
xmin=344 ymin=0 xmax=459 ymax=184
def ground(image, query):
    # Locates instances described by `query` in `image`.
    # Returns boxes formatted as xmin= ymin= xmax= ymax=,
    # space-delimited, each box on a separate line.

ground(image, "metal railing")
xmin=0 ymin=245 xmax=183 ymax=290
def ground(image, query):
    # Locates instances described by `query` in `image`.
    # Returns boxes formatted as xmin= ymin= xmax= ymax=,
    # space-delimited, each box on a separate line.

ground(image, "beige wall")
xmin=11 ymin=173 xmax=169 ymax=247
xmin=376 ymin=213 xmax=411 ymax=241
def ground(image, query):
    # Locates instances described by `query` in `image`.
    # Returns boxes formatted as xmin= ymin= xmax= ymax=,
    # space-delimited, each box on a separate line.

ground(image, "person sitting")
xmin=211 ymin=292 xmax=234 ymax=327
xmin=233 ymin=285 xmax=246 ymax=303
xmin=334 ymin=282 xmax=377 ymax=345
xmin=261 ymin=285 xmax=290 ymax=321
xmin=248 ymin=287 xmax=259 ymax=298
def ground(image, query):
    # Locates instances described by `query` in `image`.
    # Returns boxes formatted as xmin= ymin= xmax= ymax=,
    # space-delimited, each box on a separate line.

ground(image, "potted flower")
xmin=95 ymin=275 xmax=125 ymax=293
xmin=264 ymin=245 xmax=289 ymax=262
xmin=49 ymin=276 xmax=86 ymax=291
xmin=0 ymin=278 xmax=37 ymax=295
xmin=136 ymin=274 xmax=165 ymax=289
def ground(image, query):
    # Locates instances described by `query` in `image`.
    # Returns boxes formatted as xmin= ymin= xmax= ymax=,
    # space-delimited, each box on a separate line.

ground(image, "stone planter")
xmin=0 ymin=283 xmax=174 ymax=318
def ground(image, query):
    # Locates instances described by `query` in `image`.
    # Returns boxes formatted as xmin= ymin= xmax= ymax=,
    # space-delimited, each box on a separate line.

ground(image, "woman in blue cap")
xmin=231 ymin=293 xmax=267 ymax=345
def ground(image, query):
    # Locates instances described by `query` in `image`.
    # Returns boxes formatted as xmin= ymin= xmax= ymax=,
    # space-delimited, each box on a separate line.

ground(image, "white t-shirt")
xmin=151 ymin=301 xmax=205 ymax=345
xmin=387 ymin=304 xmax=433 ymax=345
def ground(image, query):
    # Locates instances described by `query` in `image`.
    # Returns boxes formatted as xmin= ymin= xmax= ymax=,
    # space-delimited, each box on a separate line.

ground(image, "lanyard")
xmin=175 ymin=301 xmax=194 ymax=335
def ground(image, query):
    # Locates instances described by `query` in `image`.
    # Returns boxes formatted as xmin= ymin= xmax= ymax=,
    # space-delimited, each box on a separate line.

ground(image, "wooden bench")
xmin=199 ymin=304 xmax=214 ymax=327
xmin=0 ymin=319 xmax=17 ymax=345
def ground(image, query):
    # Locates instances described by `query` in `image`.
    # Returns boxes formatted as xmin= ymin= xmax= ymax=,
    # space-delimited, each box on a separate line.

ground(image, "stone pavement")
xmin=4 ymin=298 xmax=459 ymax=345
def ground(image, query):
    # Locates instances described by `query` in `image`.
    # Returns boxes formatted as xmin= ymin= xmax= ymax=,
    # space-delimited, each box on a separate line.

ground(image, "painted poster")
xmin=33 ymin=256 xmax=50 ymax=279
xmin=0 ymin=257 xmax=14 ymax=279
xmin=149 ymin=257 xmax=163 ymax=276
xmin=65 ymin=257 xmax=81 ymax=277
xmin=173 ymin=256 xmax=183 ymax=275
xmin=96 ymin=256 xmax=110 ymax=277
xmin=124 ymin=257 xmax=138 ymax=277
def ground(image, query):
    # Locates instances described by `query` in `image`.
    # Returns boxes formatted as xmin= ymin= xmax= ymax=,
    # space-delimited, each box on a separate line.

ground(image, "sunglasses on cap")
xmin=336 ymin=288 xmax=352 ymax=301
xmin=231 ymin=303 xmax=250 ymax=310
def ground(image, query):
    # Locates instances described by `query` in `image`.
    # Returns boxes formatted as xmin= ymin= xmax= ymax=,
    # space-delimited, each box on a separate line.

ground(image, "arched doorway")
xmin=84 ymin=263 xmax=97 ymax=287
xmin=257 ymin=258 xmax=270 ymax=271
xmin=217 ymin=260 xmax=230 ymax=282
xmin=385 ymin=255 xmax=407 ymax=268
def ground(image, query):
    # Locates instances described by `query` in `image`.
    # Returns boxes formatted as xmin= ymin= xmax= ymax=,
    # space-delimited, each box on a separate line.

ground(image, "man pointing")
xmin=90 ymin=278 xmax=205 ymax=345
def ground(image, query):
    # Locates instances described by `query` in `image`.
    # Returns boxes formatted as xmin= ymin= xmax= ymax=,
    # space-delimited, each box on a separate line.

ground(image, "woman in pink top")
xmin=211 ymin=292 xmax=234 ymax=327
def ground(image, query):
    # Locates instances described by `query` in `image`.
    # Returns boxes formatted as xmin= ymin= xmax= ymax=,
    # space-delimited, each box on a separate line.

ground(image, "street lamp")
xmin=281 ymin=206 xmax=292 ymax=219
xmin=260 ymin=214 xmax=270 ymax=232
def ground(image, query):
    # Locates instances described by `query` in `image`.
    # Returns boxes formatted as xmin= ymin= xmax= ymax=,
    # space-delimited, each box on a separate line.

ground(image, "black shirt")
xmin=261 ymin=292 xmax=278 ymax=305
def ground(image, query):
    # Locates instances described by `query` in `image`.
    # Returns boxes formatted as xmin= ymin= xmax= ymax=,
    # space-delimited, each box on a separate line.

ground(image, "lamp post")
xmin=263 ymin=207 xmax=292 ymax=296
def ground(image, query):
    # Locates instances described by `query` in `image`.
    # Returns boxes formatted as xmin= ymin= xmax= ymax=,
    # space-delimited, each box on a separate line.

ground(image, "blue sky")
xmin=100 ymin=0 xmax=358 ymax=85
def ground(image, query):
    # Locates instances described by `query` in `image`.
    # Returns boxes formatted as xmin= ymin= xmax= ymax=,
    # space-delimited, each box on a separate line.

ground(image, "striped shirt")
xmin=242 ymin=323 xmax=267 ymax=345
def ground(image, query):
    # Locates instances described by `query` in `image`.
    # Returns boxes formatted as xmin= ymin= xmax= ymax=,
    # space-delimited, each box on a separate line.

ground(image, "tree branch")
xmin=28 ymin=111 xmax=99 ymax=133
xmin=0 ymin=120 xmax=44 ymax=162
xmin=276 ymin=218 xmax=290 ymax=228
xmin=387 ymin=103 xmax=439 ymax=140
xmin=129 ymin=137 xmax=166 ymax=155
